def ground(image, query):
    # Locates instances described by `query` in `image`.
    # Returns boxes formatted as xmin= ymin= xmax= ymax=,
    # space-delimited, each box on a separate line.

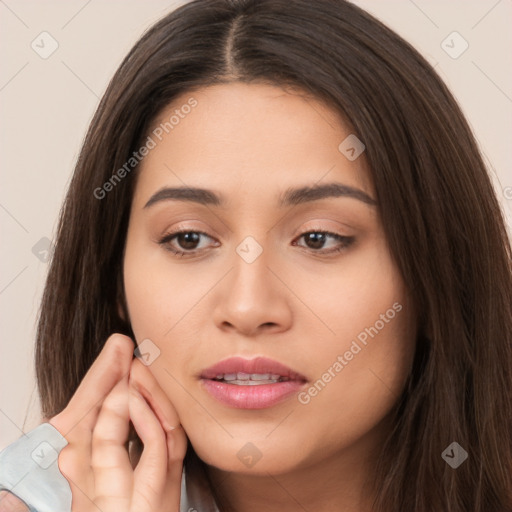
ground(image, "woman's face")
xmin=123 ymin=82 xmax=416 ymax=475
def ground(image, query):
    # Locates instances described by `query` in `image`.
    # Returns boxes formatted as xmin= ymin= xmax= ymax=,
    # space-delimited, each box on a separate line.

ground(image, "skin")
xmin=0 ymin=334 xmax=186 ymax=512
xmin=0 ymin=82 xmax=416 ymax=512
xmin=50 ymin=336 xmax=187 ymax=512
xmin=121 ymin=82 xmax=417 ymax=511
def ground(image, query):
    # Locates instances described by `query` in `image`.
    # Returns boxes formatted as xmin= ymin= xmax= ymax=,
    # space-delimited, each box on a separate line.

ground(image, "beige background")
xmin=0 ymin=0 xmax=511 ymax=450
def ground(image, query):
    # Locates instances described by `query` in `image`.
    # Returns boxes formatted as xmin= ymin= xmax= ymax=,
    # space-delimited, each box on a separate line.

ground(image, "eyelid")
xmin=158 ymin=226 xmax=354 ymax=258
xmin=292 ymin=229 xmax=355 ymax=253
xmin=160 ymin=221 xmax=351 ymax=245
xmin=290 ymin=218 xmax=354 ymax=238
xmin=159 ymin=229 xmax=217 ymax=247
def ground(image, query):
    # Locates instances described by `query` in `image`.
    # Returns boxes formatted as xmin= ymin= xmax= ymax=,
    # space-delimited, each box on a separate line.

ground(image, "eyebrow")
xmin=143 ymin=182 xmax=377 ymax=209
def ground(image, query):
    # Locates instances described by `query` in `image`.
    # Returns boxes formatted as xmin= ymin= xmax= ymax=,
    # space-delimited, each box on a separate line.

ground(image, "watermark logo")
xmin=31 ymin=31 xmax=59 ymax=59
xmin=31 ymin=441 xmax=59 ymax=469
xmin=338 ymin=134 xmax=365 ymax=161
xmin=442 ymin=441 xmax=468 ymax=469
xmin=31 ymin=237 xmax=54 ymax=263
xmin=134 ymin=338 xmax=161 ymax=366
xmin=441 ymin=31 xmax=469 ymax=60
xmin=237 ymin=442 xmax=263 ymax=468
xmin=236 ymin=236 xmax=263 ymax=263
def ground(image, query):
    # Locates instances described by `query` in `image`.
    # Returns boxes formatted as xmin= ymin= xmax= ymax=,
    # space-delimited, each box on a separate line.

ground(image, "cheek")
xmin=287 ymin=242 xmax=415 ymax=440
xmin=123 ymin=237 xmax=222 ymax=383
xmin=281 ymin=235 xmax=410 ymax=350
xmin=123 ymin=240 xmax=210 ymax=342
xmin=294 ymin=300 xmax=415 ymax=456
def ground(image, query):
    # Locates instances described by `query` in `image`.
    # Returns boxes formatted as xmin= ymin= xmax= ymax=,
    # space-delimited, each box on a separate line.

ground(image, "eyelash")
xmin=157 ymin=229 xmax=355 ymax=257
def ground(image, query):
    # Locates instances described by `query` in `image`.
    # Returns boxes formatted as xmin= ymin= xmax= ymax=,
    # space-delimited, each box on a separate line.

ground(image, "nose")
xmin=212 ymin=242 xmax=293 ymax=337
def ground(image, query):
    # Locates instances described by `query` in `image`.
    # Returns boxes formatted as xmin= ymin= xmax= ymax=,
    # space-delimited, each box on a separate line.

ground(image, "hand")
xmin=48 ymin=334 xmax=187 ymax=512
xmin=0 ymin=490 xmax=30 ymax=512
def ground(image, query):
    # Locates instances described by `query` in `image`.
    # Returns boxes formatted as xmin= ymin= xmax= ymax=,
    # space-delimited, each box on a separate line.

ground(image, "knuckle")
xmin=91 ymin=410 xmax=128 ymax=448
xmin=106 ymin=333 xmax=134 ymax=361
xmin=57 ymin=445 xmax=79 ymax=480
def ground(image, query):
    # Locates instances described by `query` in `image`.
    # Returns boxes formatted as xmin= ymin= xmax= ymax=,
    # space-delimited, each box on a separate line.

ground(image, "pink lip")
xmin=200 ymin=357 xmax=308 ymax=409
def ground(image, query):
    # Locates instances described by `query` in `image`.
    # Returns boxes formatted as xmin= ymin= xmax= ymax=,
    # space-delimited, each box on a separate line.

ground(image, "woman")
xmin=0 ymin=0 xmax=511 ymax=510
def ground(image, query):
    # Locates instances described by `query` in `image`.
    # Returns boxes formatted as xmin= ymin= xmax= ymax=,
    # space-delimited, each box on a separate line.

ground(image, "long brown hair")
xmin=35 ymin=0 xmax=512 ymax=510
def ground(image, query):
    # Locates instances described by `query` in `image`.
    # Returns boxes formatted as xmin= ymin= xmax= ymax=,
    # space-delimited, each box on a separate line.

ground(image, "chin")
xmin=187 ymin=432 xmax=311 ymax=476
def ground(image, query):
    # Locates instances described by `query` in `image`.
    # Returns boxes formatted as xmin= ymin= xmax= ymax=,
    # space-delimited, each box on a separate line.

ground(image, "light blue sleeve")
xmin=0 ymin=422 xmax=72 ymax=512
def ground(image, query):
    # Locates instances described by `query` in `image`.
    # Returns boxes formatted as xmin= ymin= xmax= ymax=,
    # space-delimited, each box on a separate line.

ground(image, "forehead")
xmin=133 ymin=82 xmax=373 ymax=207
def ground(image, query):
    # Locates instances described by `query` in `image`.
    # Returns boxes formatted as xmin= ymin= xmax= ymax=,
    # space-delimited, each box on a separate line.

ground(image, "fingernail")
xmin=158 ymin=408 xmax=179 ymax=433
xmin=161 ymin=414 xmax=177 ymax=432
xmin=129 ymin=380 xmax=175 ymax=431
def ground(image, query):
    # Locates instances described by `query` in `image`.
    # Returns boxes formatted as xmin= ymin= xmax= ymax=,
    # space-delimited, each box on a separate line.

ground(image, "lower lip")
xmin=201 ymin=379 xmax=305 ymax=409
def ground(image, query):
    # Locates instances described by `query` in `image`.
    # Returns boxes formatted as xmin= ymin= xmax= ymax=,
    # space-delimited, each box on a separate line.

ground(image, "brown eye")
xmin=176 ymin=232 xmax=201 ymax=250
xmin=158 ymin=230 xmax=217 ymax=256
xmin=303 ymin=232 xmax=328 ymax=250
xmin=294 ymin=231 xmax=355 ymax=254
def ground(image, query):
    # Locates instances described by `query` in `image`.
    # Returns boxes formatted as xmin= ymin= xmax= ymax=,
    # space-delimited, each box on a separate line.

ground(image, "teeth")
xmin=250 ymin=373 xmax=270 ymax=380
xmin=229 ymin=379 xmax=279 ymax=385
xmin=213 ymin=372 xmax=289 ymax=384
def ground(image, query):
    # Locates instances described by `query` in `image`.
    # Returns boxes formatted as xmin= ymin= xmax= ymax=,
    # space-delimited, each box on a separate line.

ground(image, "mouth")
xmin=200 ymin=357 xmax=308 ymax=409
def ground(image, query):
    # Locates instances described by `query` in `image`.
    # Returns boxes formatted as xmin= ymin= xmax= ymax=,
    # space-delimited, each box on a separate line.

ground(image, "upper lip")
xmin=200 ymin=357 xmax=308 ymax=382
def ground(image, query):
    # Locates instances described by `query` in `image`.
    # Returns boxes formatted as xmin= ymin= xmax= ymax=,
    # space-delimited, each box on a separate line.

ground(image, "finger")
xmin=129 ymin=358 xmax=181 ymax=431
xmin=48 ymin=335 xmax=134 ymax=512
xmin=129 ymin=387 xmax=170 ymax=510
xmin=129 ymin=360 xmax=187 ymax=511
xmin=51 ymin=334 xmax=135 ymax=438
xmin=57 ymin=444 xmax=95 ymax=512
xmin=0 ymin=490 xmax=31 ymax=511
xmin=159 ymin=425 xmax=187 ymax=509
xmin=91 ymin=375 xmax=133 ymax=508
